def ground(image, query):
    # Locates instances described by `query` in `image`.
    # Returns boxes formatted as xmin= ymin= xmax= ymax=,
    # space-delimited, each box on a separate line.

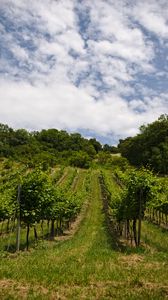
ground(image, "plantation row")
xmin=0 ymin=165 xmax=90 ymax=251
xmin=1 ymin=159 xmax=168 ymax=251
xmin=100 ymin=168 xmax=168 ymax=246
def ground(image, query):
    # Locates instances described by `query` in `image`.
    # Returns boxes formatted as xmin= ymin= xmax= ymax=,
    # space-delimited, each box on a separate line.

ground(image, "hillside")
xmin=0 ymin=166 xmax=168 ymax=299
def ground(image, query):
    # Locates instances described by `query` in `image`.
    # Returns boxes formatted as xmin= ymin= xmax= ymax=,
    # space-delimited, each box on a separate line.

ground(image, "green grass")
xmin=0 ymin=170 xmax=168 ymax=299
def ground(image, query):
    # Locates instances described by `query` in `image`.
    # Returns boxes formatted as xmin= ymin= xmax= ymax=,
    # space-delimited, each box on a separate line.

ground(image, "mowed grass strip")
xmin=0 ymin=170 xmax=168 ymax=299
xmin=71 ymin=169 xmax=87 ymax=192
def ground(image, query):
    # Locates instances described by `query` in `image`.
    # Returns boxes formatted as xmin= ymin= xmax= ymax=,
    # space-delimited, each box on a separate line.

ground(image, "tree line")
xmin=0 ymin=123 xmax=118 ymax=169
xmin=1 ymin=114 xmax=168 ymax=173
xmin=118 ymin=114 xmax=168 ymax=174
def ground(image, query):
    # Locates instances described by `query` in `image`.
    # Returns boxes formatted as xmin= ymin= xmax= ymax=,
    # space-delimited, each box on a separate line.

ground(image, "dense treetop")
xmin=118 ymin=114 xmax=168 ymax=174
xmin=0 ymin=123 xmax=110 ymax=168
xmin=1 ymin=115 xmax=168 ymax=173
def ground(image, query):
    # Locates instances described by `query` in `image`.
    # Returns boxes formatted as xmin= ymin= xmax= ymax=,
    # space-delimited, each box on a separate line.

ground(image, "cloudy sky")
xmin=0 ymin=0 xmax=168 ymax=144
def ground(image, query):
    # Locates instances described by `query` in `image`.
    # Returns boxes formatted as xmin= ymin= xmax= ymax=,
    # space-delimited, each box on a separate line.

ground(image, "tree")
xmin=118 ymin=115 xmax=168 ymax=174
xmin=89 ymin=138 xmax=102 ymax=153
xmin=69 ymin=151 xmax=91 ymax=168
xmin=97 ymin=151 xmax=111 ymax=165
xmin=0 ymin=123 xmax=104 ymax=166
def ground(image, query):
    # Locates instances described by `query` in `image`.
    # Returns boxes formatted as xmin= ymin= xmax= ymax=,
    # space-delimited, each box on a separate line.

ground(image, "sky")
xmin=0 ymin=0 xmax=168 ymax=145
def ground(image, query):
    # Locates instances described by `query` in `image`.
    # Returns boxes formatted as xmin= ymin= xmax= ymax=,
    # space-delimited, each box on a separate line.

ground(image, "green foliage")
xmin=110 ymin=156 xmax=129 ymax=171
xmin=101 ymin=166 xmax=168 ymax=246
xmin=146 ymin=177 xmax=168 ymax=216
xmin=0 ymin=190 xmax=15 ymax=221
xmin=103 ymin=144 xmax=119 ymax=153
xmin=0 ymin=169 xmax=168 ymax=299
xmin=18 ymin=168 xmax=54 ymax=225
xmin=119 ymin=168 xmax=156 ymax=220
xmin=118 ymin=114 xmax=168 ymax=174
xmin=96 ymin=152 xmax=129 ymax=170
xmin=88 ymin=138 xmax=102 ymax=153
xmin=96 ymin=151 xmax=111 ymax=165
xmin=0 ymin=162 xmax=27 ymax=222
xmin=0 ymin=123 xmax=105 ymax=167
xmin=0 ymin=162 xmax=90 ymax=250
xmin=69 ymin=151 xmax=91 ymax=168
xmin=51 ymin=166 xmax=65 ymax=184
xmin=101 ymin=169 xmax=122 ymax=221
xmin=3 ymin=159 xmax=13 ymax=169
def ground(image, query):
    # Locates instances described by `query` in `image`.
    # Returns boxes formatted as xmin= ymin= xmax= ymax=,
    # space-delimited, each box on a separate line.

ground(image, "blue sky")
xmin=0 ymin=0 xmax=168 ymax=145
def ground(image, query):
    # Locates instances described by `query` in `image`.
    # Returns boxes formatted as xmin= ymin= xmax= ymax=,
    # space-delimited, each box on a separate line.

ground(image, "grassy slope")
xmin=0 ymin=170 xmax=168 ymax=299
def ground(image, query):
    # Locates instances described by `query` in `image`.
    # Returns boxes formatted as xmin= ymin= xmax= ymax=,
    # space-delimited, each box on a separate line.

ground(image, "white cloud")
xmin=88 ymin=39 xmax=153 ymax=65
xmin=133 ymin=1 xmax=168 ymax=39
xmin=0 ymin=78 xmax=167 ymax=140
xmin=0 ymin=0 xmax=168 ymax=143
xmin=11 ymin=44 xmax=29 ymax=61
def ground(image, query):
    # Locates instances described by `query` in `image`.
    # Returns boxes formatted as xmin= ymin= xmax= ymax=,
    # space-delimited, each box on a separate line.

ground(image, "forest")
xmin=0 ymin=122 xmax=120 ymax=168
xmin=1 ymin=114 xmax=168 ymax=173
xmin=118 ymin=114 xmax=168 ymax=174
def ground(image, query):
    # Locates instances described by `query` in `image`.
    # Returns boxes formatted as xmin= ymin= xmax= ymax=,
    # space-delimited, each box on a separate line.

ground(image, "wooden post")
xmin=16 ymin=184 xmax=21 ymax=251
xmin=133 ymin=218 xmax=137 ymax=246
xmin=50 ymin=220 xmax=55 ymax=240
xmin=26 ymin=224 xmax=30 ymax=251
xmin=138 ymin=189 xmax=143 ymax=246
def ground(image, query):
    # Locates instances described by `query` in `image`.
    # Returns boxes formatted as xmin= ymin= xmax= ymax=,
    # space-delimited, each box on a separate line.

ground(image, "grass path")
xmin=0 ymin=170 xmax=168 ymax=299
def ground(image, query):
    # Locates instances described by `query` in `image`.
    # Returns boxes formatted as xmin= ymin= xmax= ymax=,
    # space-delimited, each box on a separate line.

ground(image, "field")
xmin=0 ymin=163 xmax=168 ymax=299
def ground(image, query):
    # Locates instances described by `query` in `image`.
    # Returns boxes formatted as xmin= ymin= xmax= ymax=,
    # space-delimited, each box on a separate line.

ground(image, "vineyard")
xmin=0 ymin=160 xmax=168 ymax=299
xmin=100 ymin=168 xmax=168 ymax=246
xmin=0 ymin=162 xmax=90 ymax=252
